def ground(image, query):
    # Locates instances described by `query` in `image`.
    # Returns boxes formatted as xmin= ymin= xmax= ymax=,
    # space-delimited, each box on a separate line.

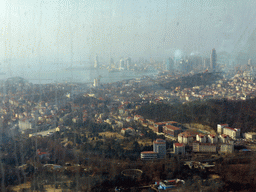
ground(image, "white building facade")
xmin=141 ymin=151 xmax=158 ymax=160
xmin=173 ymin=143 xmax=185 ymax=155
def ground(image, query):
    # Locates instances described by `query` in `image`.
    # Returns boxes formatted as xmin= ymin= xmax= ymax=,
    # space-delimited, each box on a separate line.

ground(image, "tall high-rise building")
xmin=166 ymin=57 xmax=174 ymax=71
xmin=119 ymin=59 xmax=125 ymax=70
xmin=125 ymin=57 xmax=131 ymax=70
xmin=248 ymin=59 xmax=252 ymax=66
xmin=153 ymin=139 xmax=166 ymax=159
xmin=203 ymin=58 xmax=210 ymax=69
xmin=179 ymin=59 xmax=188 ymax=73
xmin=110 ymin=58 xmax=115 ymax=68
xmin=93 ymin=78 xmax=99 ymax=87
xmin=94 ymin=55 xmax=99 ymax=68
xmin=210 ymin=48 xmax=217 ymax=71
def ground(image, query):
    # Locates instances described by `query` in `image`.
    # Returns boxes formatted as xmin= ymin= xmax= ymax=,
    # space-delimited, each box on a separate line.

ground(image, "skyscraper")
xmin=125 ymin=57 xmax=131 ymax=70
xmin=167 ymin=57 xmax=174 ymax=71
xmin=110 ymin=58 xmax=115 ymax=68
xmin=94 ymin=55 xmax=99 ymax=68
xmin=119 ymin=59 xmax=124 ymax=70
xmin=248 ymin=59 xmax=252 ymax=66
xmin=210 ymin=48 xmax=217 ymax=71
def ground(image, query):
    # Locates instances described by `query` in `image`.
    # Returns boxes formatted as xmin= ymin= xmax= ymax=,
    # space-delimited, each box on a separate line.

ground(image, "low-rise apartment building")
xmin=163 ymin=125 xmax=182 ymax=137
xmin=192 ymin=142 xmax=217 ymax=153
xmin=196 ymin=134 xmax=207 ymax=143
xmin=173 ymin=143 xmax=185 ymax=155
xmin=140 ymin=151 xmax=158 ymax=160
xmin=217 ymin=124 xmax=240 ymax=139
xmin=220 ymin=144 xmax=234 ymax=154
xmin=208 ymin=134 xmax=218 ymax=143
xmin=244 ymin=132 xmax=256 ymax=140
xmin=178 ymin=131 xmax=198 ymax=144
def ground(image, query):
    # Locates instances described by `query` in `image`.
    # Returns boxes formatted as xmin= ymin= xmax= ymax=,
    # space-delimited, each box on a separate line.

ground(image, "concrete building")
xmin=173 ymin=143 xmax=185 ymax=155
xmin=134 ymin=115 xmax=143 ymax=121
xmin=125 ymin=57 xmax=131 ymax=70
xmin=153 ymin=122 xmax=166 ymax=133
xmin=217 ymin=124 xmax=240 ymax=139
xmin=119 ymin=59 xmax=125 ymax=70
xmin=94 ymin=55 xmax=99 ymax=68
xmin=121 ymin=127 xmax=135 ymax=136
xmin=217 ymin=124 xmax=229 ymax=134
xmin=220 ymin=144 xmax=234 ymax=154
xmin=163 ymin=125 xmax=182 ymax=137
xmin=140 ymin=151 xmax=157 ymax=160
xmin=244 ymin=132 xmax=256 ymax=140
xmin=210 ymin=48 xmax=217 ymax=71
xmin=223 ymin=127 xmax=240 ymax=139
xmin=218 ymin=134 xmax=229 ymax=143
xmin=93 ymin=78 xmax=100 ymax=87
xmin=165 ymin=57 xmax=174 ymax=71
xmin=248 ymin=58 xmax=252 ymax=66
xmin=153 ymin=139 xmax=166 ymax=159
xmin=18 ymin=118 xmax=35 ymax=132
xmin=178 ymin=131 xmax=198 ymax=144
xmin=207 ymin=134 xmax=218 ymax=144
xmin=196 ymin=134 xmax=207 ymax=143
xmin=193 ymin=142 xmax=217 ymax=153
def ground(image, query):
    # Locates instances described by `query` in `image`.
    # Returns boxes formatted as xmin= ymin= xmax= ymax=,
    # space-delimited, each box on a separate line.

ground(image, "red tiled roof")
xmin=174 ymin=143 xmax=184 ymax=147
xmin=198 ymin=134 xmax=205 ymax=138
xmin=225 ymin=127 xmax=236 ymax=131
xmin=179 ymin=130 xmax=199 ymax=137
xmin=164 ymin=125 xmax=181 ymax=131
xmin=166 ymin=121 xmax=178 ymax=124
xmin=155 ymin=122 xmax=165 ymax=126
xmin=221 ymin=134 xmax=228 ymax=138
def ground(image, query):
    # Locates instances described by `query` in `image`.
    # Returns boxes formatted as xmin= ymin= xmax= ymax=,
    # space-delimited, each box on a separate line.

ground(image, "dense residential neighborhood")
xmin=0 ymin=69 xmax=256 ymax=191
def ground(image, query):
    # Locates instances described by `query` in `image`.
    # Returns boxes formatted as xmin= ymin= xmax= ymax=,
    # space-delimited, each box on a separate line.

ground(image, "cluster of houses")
xmin=134 ymin=115 xmax=183 ymax=136
xmin=135 ymin=111 xmax=256 ymax=158
xmin=175 ymin=124 xmax=243 ymax=154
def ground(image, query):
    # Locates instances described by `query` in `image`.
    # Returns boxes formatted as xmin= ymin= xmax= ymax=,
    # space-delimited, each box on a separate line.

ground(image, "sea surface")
xmin=0 ymin=67 xmax=158 ymax=84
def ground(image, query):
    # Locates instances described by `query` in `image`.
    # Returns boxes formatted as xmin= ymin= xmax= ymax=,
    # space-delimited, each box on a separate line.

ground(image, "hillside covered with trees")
xmin=159 ymin=72 xmax=222 ymax=90
xmin=137 ymin=98 xmax=256 ymax=132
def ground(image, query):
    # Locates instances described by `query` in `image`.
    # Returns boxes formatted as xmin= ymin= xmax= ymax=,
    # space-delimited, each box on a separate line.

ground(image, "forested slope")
xmin=137 ymin=98 xmax=256 ymax=132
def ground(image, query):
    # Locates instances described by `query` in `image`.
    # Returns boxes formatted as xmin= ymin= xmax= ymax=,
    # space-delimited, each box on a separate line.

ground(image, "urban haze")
xmin=0 ymin=0 xmax=256 ymax=191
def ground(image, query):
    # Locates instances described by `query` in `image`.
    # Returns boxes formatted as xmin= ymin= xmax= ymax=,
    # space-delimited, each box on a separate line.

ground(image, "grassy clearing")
xmin=183 ymin=123 xmax=216 ymax=134
xmin=137 ymin=138 xmax=153 ymax=146
xmin=99 ymin=131 xmax=124 ymax=139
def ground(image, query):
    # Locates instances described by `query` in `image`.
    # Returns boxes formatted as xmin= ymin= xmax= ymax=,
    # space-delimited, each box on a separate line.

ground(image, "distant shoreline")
xmin=0 ymin=68 xmax=158 ymax=85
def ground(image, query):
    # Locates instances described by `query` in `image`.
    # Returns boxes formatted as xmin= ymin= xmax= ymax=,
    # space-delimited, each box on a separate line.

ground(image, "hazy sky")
xmin=1 ymin=0 xmax=256 ymax=67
